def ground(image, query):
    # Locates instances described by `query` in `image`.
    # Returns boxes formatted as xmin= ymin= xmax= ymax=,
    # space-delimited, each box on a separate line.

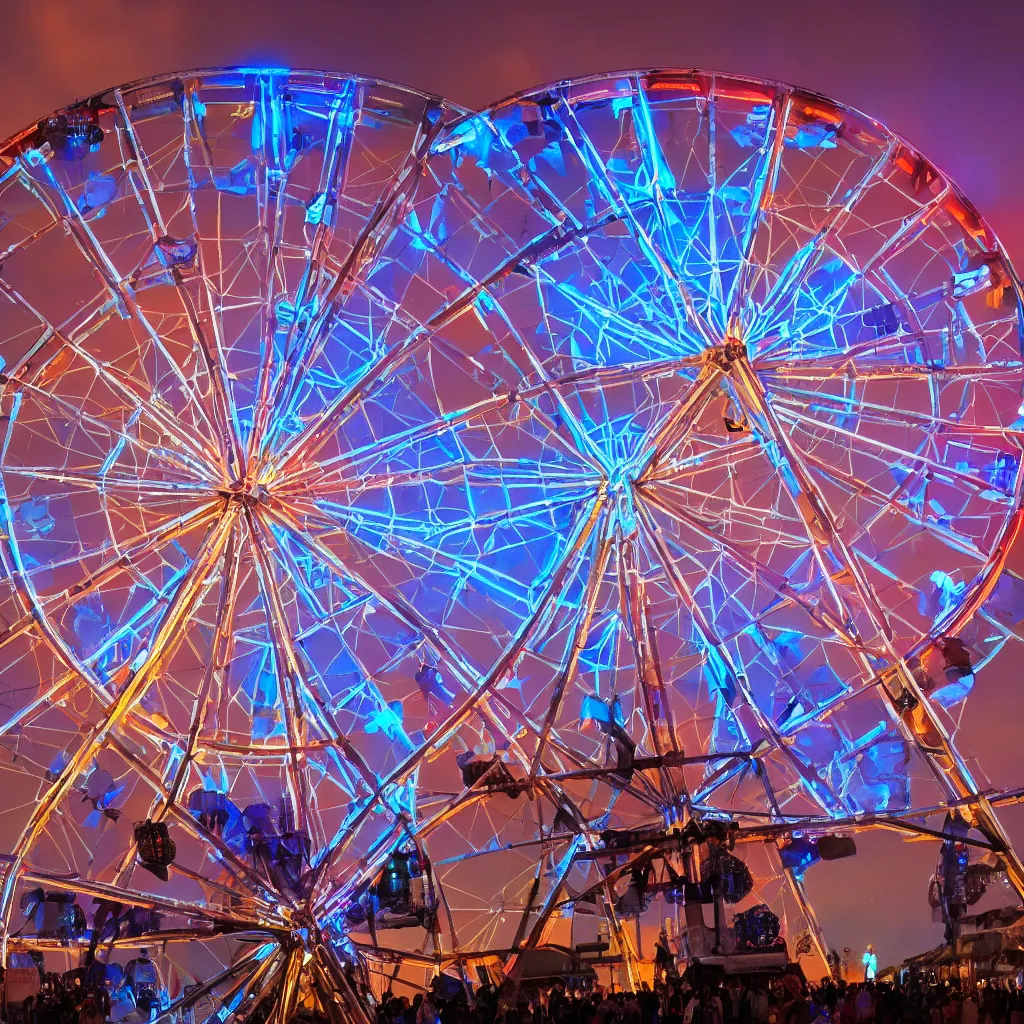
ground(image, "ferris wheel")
xmin=0 ymin=65 xmax=1022 ymax=1015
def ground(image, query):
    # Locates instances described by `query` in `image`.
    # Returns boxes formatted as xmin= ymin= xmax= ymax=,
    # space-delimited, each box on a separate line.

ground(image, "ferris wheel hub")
xmin=217 ymin=478 xmax=272 ymax=507
xmin=704 ymin=338 xmax=750 ymax=370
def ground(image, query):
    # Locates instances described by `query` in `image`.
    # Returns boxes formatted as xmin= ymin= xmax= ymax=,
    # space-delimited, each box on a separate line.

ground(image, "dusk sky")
xmin=3 ymin=0 xmax=1024 ymax=972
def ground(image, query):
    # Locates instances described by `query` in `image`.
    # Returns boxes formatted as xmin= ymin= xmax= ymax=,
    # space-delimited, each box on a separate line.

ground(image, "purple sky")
xmin=3 ymin=0 xmax=1024 ymax=971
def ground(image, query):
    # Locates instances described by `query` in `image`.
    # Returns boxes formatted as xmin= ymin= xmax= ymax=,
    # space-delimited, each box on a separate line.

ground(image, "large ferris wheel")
xmin=0 ymin=63 xmax=1023 ymax=1017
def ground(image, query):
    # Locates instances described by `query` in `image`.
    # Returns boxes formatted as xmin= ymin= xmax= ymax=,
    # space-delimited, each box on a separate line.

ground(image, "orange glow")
xmin=646 ymin=78 xmax=702 ymax=94
xmin=944 ymin=194 xmax=990 ymax=244
xmin=801 ymin=102 xmax=844 ymax=125
xmin=712 ymin=86 xmax=774 ymax=103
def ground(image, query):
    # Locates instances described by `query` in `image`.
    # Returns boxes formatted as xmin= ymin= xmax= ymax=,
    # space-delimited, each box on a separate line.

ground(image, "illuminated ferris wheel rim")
xmin=0 ymin=63 xmax=1019 ymax=770
xmin=426 ymin=64 xmax=1024 ymax=667
xmin=459 ymin=67 xmax=1024 ymax=344
xmin=0 ymin=64 xmax=1022 ymax=1000
xmin=0 ymin=66 xmax=454 ymax=152
xmin=0 ymin=64 xmax=1017 ymax=773
xmin=2 ymin=64 xmax=1017 ymax=663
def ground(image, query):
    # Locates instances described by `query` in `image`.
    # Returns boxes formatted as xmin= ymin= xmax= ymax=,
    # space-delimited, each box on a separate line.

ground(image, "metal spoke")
xmin=724 ymin=90 xmax=791 ymax=333
xmin=0 ymin=506 xmax=236 ymax=950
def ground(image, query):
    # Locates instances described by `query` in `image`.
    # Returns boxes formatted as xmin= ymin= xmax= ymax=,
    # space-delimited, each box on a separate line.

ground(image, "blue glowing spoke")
xmin=179 ymin=85 xmax=255 ymax=474
xmin=746 ymin=138 xmax=896 ymax=342
xmin=28 ymin=163 xmax=224 ymax=457
xmin=313 ymin=487 xmax=594 ymax=542
xmin=536 ymin=267 xmax=698 ymax=363
xmin=704 ymin=89 xmax=725 ymax=323
xmin=13 ymin=499 xmax=219 ymax=607
xmin=434 ymin=175 xmax=696 ymax=365
xmin=0 ymin=499 xmax=223 ymax=700
xmin=262 ymin=519 xmax=351 ymax=633
xmin=114 ymin=89 xmax=247 ymax=476
xmin=252 ymin=88 xmax=356 ymax=463
xmin=262 ymin=83 xmax=356 ymax=396
xmin=554 ymin=95 xmax=716 ymax=352
xmin=244 ymin=75 xmax=296 ymax=467
xmin=723 ymin=91 xmax=790 ymax=333
xmin=613 ymin=82 xmax=722 ymax=330
xmin=755 ymin=189 xmax=953 ymax=362
xmin=302 ymin=496 xmax=593 ymax=612
xmin=290 ymin=355 xmax=704 ymax=494
xmin=261 ymin=502 xmax=482 ymax=690
xmin=263 ymin=126 xmax=449 ymax=465
xmin=494 ymin=306 xmax=627 ymax=477
xmin=276 ymin=209 xmax=600 ymax=479
xmin=268 ymin=216 xmax=605 ymax=478
xmin=308 ymin=493 xmax=606 ymax=904
xmin=306 ymin=455 xmax=599 ymax=498
xmin=629 ymin=81 xmax=687 ymax=258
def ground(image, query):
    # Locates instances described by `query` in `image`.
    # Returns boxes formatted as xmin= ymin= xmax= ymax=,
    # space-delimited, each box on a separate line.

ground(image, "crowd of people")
xmin=374 ymin=971 xmax=1024 ymax=1024
xmin=1 ymin=970 xmax=139 ymax=1024
xmin=0 ymin=955 xmax=181 ymax=1024
xmin=6 ymin=959 xmax=1024 ymax=1024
